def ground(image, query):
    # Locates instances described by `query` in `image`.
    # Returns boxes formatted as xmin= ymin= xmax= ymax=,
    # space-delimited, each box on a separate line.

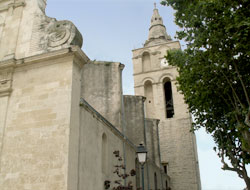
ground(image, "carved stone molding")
xmin=40 ymin=16 xmax=83 ymax=51
xmin=151 ymin=51 xmax=161 ymax=55
xmin=132 ymin=55 xmax=142 ymax=59
xmin=0 ymin=58 xmax=15 ymax=97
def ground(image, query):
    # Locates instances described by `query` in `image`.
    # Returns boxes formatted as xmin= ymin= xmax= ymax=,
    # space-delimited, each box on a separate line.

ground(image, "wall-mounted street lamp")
xmin=136 ymin=143 xmax=147 ymax=190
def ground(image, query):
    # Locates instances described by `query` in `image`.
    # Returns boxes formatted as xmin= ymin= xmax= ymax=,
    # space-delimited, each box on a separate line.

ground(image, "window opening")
xmin=102 ymin=133 xmax=108 ymax=173
xmin=163 ymin=163 xmax=168 ymax=174
xmin=154 ymin=172 xmax=158 ymax=190
xmin=166 ymin=180 xmax=169 ymax=189
xmin=164 ymin=80 xmax=174 ymax=118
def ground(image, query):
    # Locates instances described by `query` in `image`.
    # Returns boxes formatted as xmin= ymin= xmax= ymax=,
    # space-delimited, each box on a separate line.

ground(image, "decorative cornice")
xmin=133 ymin=66 xmax=176 ymax=76
xmin=0 ymin=58 xmax=16 ymax=69
xmin=70 ymin=46 xmax=90 ymax=68
xmin=0 ymin=47 xmax=89 ymax=96
xmin=12 ymin=46 xmax=89 ymax=68
xmin=0 ymin=0 xmax=25 ymax=12
xmin=132 ymin=40 xmax=180 ymax=52
xmin=134 ymin=80 xmax=177 ymax=88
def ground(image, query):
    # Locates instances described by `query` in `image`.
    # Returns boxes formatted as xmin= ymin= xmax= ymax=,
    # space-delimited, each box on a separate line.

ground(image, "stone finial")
xmin=39 ymin=16 xmax=83 ymax=51
xmin=144 ymin=5 xmax=172 ymax=47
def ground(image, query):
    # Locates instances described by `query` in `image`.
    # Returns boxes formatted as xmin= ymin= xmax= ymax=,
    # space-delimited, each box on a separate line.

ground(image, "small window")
xmin=163 ymin=163 xmax=168 ymax=174
xmin=102 ymin=133 xmax=108 ymax=173
xmin=154 ymin=172 xmax=157 ymax=190
xmin=166 ymin=180 xmax=169 ymax=189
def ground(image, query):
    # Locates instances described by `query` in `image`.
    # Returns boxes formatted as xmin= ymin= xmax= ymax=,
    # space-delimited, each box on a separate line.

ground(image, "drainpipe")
xmin=142 ymin=97 xmax=150 ymax=190
xmin=119 ymin=63 xmax=127 ymax=186
xmin=156 ymin=119 xmax=164 ymax=190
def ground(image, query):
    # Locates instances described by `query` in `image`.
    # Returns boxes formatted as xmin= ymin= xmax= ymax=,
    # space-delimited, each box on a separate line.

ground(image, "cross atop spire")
xmin=154 ymin=2 xmax=156 ymax=9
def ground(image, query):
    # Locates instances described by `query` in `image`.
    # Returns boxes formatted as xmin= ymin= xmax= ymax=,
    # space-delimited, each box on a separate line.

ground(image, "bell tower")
xmin=132 ymin=4 xmax=201 ymax=190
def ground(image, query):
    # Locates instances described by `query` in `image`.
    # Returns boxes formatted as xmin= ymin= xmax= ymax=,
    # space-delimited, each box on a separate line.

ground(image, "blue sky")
xmin=46 ymin=1 xmax=246 ymax=189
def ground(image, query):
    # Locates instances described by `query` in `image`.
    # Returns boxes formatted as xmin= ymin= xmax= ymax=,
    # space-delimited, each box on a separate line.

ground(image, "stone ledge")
xmin=0 ymin=46 xmax=89 ymax=69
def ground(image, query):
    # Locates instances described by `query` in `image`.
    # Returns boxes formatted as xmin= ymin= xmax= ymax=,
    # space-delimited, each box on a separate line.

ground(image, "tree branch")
xmin=232 ymin=62 xmax=250 ymax=107
xmin=220 ymin=70 xmax=245 ymax=110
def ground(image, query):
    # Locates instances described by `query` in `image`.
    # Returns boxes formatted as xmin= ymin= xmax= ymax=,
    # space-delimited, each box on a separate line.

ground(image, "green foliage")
xmin=161 ymin=0 xmax=250 ymax=186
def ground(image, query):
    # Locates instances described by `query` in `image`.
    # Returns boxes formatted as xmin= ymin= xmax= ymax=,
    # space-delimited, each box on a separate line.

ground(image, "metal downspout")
xmin=119 ymin=64 xmax=127 ymax=186
xmin=142 ymin=97 xmax=150 ymax=190
xmin=156 ymin=120 xmax=164 ymax=190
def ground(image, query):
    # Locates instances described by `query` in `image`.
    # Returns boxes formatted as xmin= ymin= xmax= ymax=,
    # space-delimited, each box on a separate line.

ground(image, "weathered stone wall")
xmin=79 ymin=99 xmax=137 ymax=190
xmin=159 ymin=118 xmax=200 ymax=190
xmin=145 ymin=118 xmax=161 ymax=168
xmin=81 ymin=61 xmax=123 ymax=130
xmin=146 ymin=161 xmax=164 ymax=190
xmin=123 ymin=95 xmax=145 ymax=146
xmin=123 ymin=96 xmax=166 ymax=189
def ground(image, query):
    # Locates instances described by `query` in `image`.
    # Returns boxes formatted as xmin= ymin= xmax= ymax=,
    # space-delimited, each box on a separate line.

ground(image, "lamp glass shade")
xmin=137 ymin=152 xmax=147 ymax=163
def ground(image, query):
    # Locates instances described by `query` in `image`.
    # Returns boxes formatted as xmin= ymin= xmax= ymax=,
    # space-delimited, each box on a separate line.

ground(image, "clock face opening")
xmin=161 ymin=58 xmax=168 ymax=67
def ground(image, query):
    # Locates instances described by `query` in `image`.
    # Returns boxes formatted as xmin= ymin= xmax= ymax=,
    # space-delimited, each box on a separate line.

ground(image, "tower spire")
xmin=144 ymin=4 xmax=172 ymax=47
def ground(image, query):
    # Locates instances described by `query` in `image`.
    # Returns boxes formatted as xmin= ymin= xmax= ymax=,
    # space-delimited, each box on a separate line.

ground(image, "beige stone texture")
xmin=0 ymin=47 xmax=88 ymax=190
xmin=123 ymin=95 xmax=145 ymax=146
xmin=145 ymin=118 xmax=161 ymax=168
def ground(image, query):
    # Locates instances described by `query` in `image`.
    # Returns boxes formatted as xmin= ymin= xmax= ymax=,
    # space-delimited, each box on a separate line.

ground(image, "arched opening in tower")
xmin=163 ymin=79 xmax=174 ymax=118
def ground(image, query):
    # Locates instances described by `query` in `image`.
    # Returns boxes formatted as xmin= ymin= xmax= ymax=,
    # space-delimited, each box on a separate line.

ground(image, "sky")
xmin=46 ymin=1 xmax=246 ymax=189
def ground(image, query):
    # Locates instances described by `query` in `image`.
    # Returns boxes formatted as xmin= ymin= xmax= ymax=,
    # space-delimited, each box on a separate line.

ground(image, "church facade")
xmin=0 ymin=0 xmax=200 ymax=190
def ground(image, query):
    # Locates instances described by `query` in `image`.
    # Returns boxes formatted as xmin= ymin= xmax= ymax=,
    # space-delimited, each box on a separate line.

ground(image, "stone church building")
xmin=0 ymin=0 xmax=201 ymax=189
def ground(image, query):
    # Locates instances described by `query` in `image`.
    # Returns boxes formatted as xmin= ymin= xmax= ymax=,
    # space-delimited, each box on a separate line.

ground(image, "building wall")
xmin=0 ymin=48 xmax=139 ymax=190
xmin=79 ymin=99 xmax=137 ymax=190
xmin=132 ymin=41 xmax=201 ymax=190
xmin=0 ymin=49 xmax=78 ymax=190
xmin=123 ymin=96 xmax=166 ymax=190
xmin=81 ymin=61 xmax=123 ymax=130
xmin=123 ymin=95 xmax=145 ymax=146
xmin=145 ymin=119 xmax=161 ymax=168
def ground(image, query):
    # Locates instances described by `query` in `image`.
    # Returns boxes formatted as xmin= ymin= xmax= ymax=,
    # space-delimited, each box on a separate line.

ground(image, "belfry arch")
xmin=163 ymin=77 xmax=174 ymax=118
